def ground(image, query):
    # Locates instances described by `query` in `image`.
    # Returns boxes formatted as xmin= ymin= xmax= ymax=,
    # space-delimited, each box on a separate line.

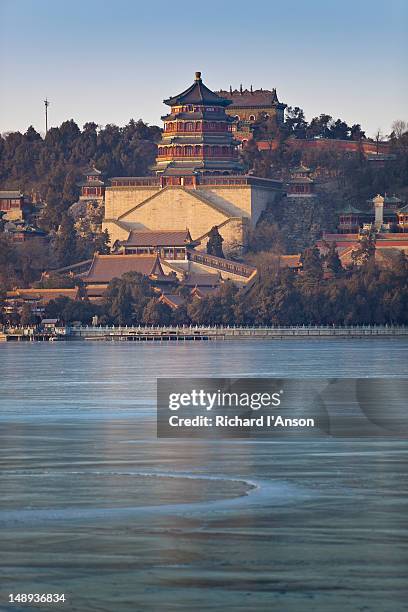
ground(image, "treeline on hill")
xmin=254 ymin=108 xmax=367 ymax=141
xmin=243 ymin=115 xmax=408 ymax=194
xmin=0 ymin=221 xmax=109 ymax=291
xmin=243 ymin=119 xmax=408 ymax=253
xmin=3 ymin=246 xmax=408 ymax=327
xmin=0 ymin=119 xmax=161 ymax=228
xmin=0 ymin=119 xmax=161 ymax=281
xmin=1 ymin=116 xmax=408 ymax=285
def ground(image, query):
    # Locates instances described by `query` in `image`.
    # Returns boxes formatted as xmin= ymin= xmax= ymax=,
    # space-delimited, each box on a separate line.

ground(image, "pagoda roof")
xmin=0 ymin=190 xmax=24 ymax=199
xmin=291 ymin=164 xmax=311 ymax=174
xmin=158 ymin=166 xmax=198 ymax=176
xmin=339 ymin=203 xmax=367 ymax=214
xmin=159 ymin=293 xmax=186 ymax=309
xmin=77 ymin=179 xmax=105 ymax=187
xmin=5 ymin=223 xmax=46 ymax=235
xmin=81 ymin=254 xmax=165 ymax=284
xmin=217 ymin=88 xmax=286 ymax=109
xmin=82 ymin=165 xmax=102 ymax=176
xmin=6 ymin=288 xmax=79 ymax=303
xmin=190 ymin=286 xmax=218 ymax=298
xmin=183 ymin=271 xmax=221 ymax=287
xmin=164 ymin=72 xmax=231 ymax=107
xmin=162 ymin=112 xmax=234 ymax=122
xmin=160 ymin=136 xmax=236 ymax=145
xmin=367 ymin=194 xmax=403 ymax=205
xmin=398 ymin=203 xmax=408 ymax=213
xmin=384 ymin=195 xmax=403 ymax=204
xmin=289 ymin=177 xmax=314 ymax=184
xmin=156 ymin=160 xmax=243 ymax=176
xmin=123 ymin=230 xmax=193 ymax=247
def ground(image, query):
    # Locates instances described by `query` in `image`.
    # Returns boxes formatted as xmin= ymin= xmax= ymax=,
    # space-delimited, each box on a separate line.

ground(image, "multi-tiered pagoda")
xmin=153 ymin=72 xmax=243 ymax=176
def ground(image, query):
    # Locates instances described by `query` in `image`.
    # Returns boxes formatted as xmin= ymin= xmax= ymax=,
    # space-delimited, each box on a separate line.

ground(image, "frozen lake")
xmin=0 ymin=340 xmax=407 ymax=611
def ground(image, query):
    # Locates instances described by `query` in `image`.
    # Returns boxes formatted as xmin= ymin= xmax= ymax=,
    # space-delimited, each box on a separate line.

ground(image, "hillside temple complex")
xmin=102 ymin=72 xmax=282 ymax=255
xmin=217 ymin=85 xmax=287 ymax=143
xmin=4 ymin=72 xmax=408 ymax=319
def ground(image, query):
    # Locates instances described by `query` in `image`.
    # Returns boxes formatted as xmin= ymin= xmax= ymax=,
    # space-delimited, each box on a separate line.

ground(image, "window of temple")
xmin=185 ymin=146 xmax=193 ymax=156
xmin=195 ymin=145 xmax=201 ymax=155
xmin=249 ymin=115 xmax=255 ymax=121
xmin=195 ymin=121 xmax=201 ymax=130
xmin=175 ymin=146 xmax=182 ymax=156
xmin=186 ymin=122 xmax=193 ymax=131
xmin=234 ymin=115 xmax=240 ymax=121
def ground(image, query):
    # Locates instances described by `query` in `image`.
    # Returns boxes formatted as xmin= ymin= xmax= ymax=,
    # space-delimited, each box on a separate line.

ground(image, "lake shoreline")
xmin=2 ymin=324 xmax=408 ymax=343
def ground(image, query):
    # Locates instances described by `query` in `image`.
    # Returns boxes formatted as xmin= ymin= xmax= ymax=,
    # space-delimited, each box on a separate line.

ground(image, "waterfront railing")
xmin=68 ymin=324 xmax=408 ymax=339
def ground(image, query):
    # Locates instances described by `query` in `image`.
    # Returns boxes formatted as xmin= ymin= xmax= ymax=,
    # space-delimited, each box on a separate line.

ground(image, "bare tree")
xmin=391 ymin=120 xmax=407 ymax=139
xmin=373 ymin=129 xmax=384 ymax=155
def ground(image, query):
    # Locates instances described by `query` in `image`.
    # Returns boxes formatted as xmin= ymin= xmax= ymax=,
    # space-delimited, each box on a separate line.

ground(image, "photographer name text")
xmin=167 ymin=415 xmax=316 ymax=428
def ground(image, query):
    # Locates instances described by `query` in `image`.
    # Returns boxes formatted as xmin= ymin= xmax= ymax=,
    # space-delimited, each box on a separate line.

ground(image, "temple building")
xmin=115 ymin=230 xmax=197 ymax=259
xmin=3 ymin=219 xmax=47 ymax=243
xmin=286 ymin=165 xmax=316 ymax=198
xmin=78 ymin=165 xmax=105 ymax=204
xmin=337 ymin=195 xmax=407 ymax=234
xmin=217 ymin=86 xmax=286 ymax=143
xmin=153 ymin=72 xmax=243 ymax=177
xmin=103 ymin=72 xmax=282 ymax=253
xmin=0 ymin=190 xmax=31 ymax=221
xmin=338 ymin=203 xmax=370 ymax=233
xmin=397 ymin=204 xmax=408 ymax=232
xmin=317 ymin=193 xmax=408 ymax=265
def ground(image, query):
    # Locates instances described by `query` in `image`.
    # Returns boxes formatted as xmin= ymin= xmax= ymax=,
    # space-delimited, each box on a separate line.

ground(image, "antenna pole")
xmin=44 ymin=98 xmax=50 ymax=134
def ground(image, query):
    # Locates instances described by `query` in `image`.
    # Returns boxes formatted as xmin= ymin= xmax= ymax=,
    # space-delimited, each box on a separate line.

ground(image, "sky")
xmin=0 ymin=0 xmax=407 ymax=138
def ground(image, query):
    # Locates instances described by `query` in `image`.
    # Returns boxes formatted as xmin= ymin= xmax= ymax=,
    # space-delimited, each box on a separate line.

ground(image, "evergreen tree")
xmin=142 ymin=298 xmax=172 ymax=325
xmin=62 ymin=169 xmax=80 ymax=206
xmin=300 ymin=246 xmax=324 ymax=283
xmin=103 ymin=272 xmax=154 ymax=325
xmin=20 ymin=303 xmax=35 ymax=326
xmin=207 ymin=226 xmax=224 ymax=258
xmin=44 ymin=296 xmax=97 ymax=324
xmin=324 ymin=243 xmax=343 ymax=276
xmin=53 ymin=214 xmax=77 ymax=267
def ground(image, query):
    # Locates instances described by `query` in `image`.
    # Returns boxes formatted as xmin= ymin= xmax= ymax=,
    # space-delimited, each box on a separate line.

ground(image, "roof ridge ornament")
xmin=195 ymin=71 xmax=202 ymax=81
